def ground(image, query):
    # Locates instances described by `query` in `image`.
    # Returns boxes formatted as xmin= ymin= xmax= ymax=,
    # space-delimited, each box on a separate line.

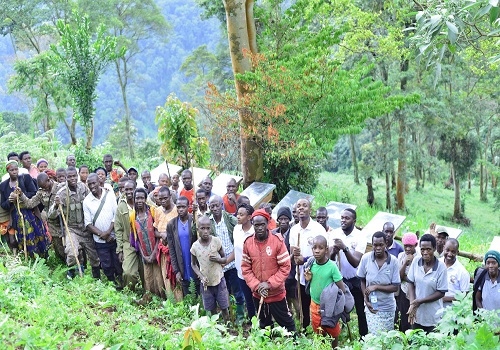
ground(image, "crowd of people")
xmin=1 ymin=150 xmax=499 ymax=347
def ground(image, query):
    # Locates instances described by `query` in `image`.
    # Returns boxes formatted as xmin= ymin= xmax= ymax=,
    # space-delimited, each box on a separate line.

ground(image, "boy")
xmin=190 ymin=216 xmax=229 ymax=322
xmin=440 ymin=238 xmax=470 ymax=307
xmin=305 ymin=235 xmax=346 ymax=348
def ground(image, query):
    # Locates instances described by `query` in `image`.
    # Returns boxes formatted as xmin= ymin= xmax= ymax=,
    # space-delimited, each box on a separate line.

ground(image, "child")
xmin=190 ymin=215 xmax=230 ymax=322
xmin=305 ymin=235 xmax=345 ymax=349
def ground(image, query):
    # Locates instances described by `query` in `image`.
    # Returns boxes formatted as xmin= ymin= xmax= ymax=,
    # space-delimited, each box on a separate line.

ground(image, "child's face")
xmin=312 ymin=241 xmax=328 ymax=261
xmin=198 ymin=222 xmax=211 ymax=240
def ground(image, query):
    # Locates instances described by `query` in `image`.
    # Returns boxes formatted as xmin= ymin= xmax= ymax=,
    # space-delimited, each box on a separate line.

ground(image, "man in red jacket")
xmin=242 ymin=209 xmax=296 ymax=333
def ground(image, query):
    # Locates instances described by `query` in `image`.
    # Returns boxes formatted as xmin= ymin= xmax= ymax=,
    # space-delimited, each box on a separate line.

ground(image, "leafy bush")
xmin=70 ymin=139 xmax=112 ymax=172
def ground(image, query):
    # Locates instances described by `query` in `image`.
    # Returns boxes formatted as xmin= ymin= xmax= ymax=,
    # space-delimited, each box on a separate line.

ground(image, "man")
xmin=194 ymin=195 xmax=245 ymax=323
xmin=290 ymin=198 xmax=327 ymax=330
xmin=316 ymin=206 xmax=332 ymax=232
xmin=56 ymin=168 xmax=67 ymax=183
xmin=222 ymin=178 xmax=240 ymax=215
xmin=103 ymin=154 xmax=126 ymax=196
xmin=117 ymin=177 xmax=130 ymax=199
xmin=18 ymin=172 xmax=65 ymax=262
xmin=242 ymin=209 xmax=296 ymax=333
xmin=201 ymin=176 xmax=218 ymax=204
xmin=272 ymin=206 xmax=299 ymax=318
xmin=79 ymin=165 xmax=89 ymax=185
xmin=291 ymin=203 xmax=299 ymax=225
xmin=50 ymin=167 xmax=99 ymax=279
xmin=66 ymin=154 xmax=76 ymax=168
xmin=84 ymin=173 xmax=122 ymax=284
xmin=19 ymin=151 xmax=39 ymax=180
xmin=330 ymin=208 xmax=368 ymax=337
xmin=127 ymin=167 xmax=139 ymax=184
xmin=193 ymin=188 xmax=209 ymax=222
xmin=115 ymin=180 xmax=142 ymax=290
xmin=440 ymin=238 xmax=469 ymax=308
xmin=154 ymin=186 xmax=178 ymax=297
xmin=259 ymin=203 xmax=277 ymax=230
xmin=170 ymin=173 xmax=180 ymax=199
xmin=384 ymin=222 xmax=403 ymax=257
xmin=435 ymin=226 xmax=449 ymax=257
xmin=167 ymin=196 xmax=199 ymax=297
xmin=141 ymin=170 xmax=155 ymax=194
xmin=2 ymin=152 xmax=28 ymax=182
xmin=179 ymin=169 xmax=195 ymax=213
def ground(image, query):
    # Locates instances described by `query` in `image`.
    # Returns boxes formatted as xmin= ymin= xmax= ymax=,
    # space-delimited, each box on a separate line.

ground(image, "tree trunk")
xmin=366 ymin=176 xmax=374 ymax=207
xmin=385 ymin=171 xmax=391 ymax=210
xmin=396 ymin=113 xmax=406 ymax=211
xmin=116 ymin=56 xmax=135 ymax=159
xmin=224 ymin=0 xmax=262 ymax=187
xmin=452 ymin=164 xmax=461 ymax=219
xmin=481 ymin=117 xmax=493 ymax=201
xmin=85 ymin=119 xmax=94 ymax=152
xmin=468 ymin=172 xmax=472 ymax=193
xmin=349 ymin=134 xmax=359 ymax=185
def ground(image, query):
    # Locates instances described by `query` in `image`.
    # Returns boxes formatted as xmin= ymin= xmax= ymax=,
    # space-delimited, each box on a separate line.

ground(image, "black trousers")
xmin=298 ymin=283 xmax=311 ymax=329
xmin=413 ymin=323 xmax=434 ymax=333
xmin=396 ymin=291 xmax=411 ymax=332
xmin=344 ymin=276 xmax=368 ymax=337
xmin=95 ymin=241 xmax=122 ymax=282
xmin=253 ymin=296 xmax=296 ymax=333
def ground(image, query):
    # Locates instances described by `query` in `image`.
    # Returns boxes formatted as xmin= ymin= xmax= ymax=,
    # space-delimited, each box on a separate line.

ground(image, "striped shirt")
xmin=214 ymin=216 xmax=236 ymax=272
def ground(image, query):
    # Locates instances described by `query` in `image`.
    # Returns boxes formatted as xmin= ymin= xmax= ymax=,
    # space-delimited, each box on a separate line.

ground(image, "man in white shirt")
xmin=329 ymin=208 xmax=368 ymax=337
xmin=440 ymin=238 xmax=470 ymax=308
xmin=290 ymin=198 xmax=326 ymax=330
xmin=83 ymin=173 xmax=122 ymax=285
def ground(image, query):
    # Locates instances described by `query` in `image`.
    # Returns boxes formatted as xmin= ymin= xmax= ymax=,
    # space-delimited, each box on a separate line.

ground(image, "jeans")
xmin=239 ymin=277 xmax=256 ymax=318
xmin=224 ymin=267 xmax=244 ymax=305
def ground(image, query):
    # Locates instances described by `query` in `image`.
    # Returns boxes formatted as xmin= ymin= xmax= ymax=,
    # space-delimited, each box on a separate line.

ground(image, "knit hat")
xmin=37 ymin=158 xmax=48 ymax=167
xmin=5 ymin=160 xmax=18 ymax=170
xmin=45 ymin=169 xmax=56 ymax=179
xmin=402 ymin=232 xmax=418 ymax=245
xmin=276 ymin=206 xmax=292 ymax=221
xmin=484 ymin=250 xmax=500 ymax=265
xmin=251 ymin=208 xmax=270 ymax=221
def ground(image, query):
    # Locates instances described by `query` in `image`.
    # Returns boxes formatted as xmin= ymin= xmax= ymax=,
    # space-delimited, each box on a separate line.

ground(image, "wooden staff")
xmin=59 ymin=203 xmax=83 ymax=278
xmin=296 ymin=231 xmax=303 ymax=327
xmin=257 ymin=295 xmax=264 ymax=318
xmin=15 ymin=187 xmax=28 ymax=261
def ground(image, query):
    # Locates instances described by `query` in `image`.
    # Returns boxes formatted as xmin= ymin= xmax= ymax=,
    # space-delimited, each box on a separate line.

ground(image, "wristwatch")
xmin=343 ymin=246 xmax=349 ymax=253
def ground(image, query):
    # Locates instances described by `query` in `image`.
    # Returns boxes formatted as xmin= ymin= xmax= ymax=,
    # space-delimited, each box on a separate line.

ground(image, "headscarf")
xmin=251 ymin=208 xmax=270 ymax=221
xmin=37 ymin=158 xmax=48 ymax=167
xmin=484 ymin=250 xmax=500 ymax=265
xmin=6 ymin=160 xmax=18 ymax=170
xmin=402 ymin=232 xmax=418 ymax=245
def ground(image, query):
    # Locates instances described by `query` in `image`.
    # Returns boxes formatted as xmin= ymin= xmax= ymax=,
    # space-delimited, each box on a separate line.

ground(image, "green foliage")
xmin=70 ymin=139 xmax=112 ymax=172
xmin=155 ymin=93 xmax=210 ymax=169
xmin=438 ymin=134 xmax=480 ymax=179
xmin=0 ymin=112 xmax=32 ymax=135
xmin=50 ymin=11 xmax=126 ymax=150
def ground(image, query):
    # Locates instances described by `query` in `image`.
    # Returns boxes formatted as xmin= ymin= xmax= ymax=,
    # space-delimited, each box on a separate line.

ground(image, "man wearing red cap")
xmin=241 ymin=209 xmax=296 ymax=333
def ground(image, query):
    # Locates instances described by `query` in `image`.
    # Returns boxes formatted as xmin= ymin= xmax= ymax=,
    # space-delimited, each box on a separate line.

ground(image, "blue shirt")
xmin=387 ymin=241 xmax=404 ymax=258
xmin=178 ymin=218 xmax=193 ymax=281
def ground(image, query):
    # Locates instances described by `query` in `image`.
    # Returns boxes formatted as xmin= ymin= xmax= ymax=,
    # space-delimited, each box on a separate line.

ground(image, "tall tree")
xmin=50 ymin=12 xmax=125 ymax=151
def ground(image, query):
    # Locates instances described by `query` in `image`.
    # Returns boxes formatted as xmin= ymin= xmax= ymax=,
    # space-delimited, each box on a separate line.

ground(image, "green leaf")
xmin=489 ymin=6 xmax=499 ymax=24
xmin=446 ymin=21 xmax=458 ymax=43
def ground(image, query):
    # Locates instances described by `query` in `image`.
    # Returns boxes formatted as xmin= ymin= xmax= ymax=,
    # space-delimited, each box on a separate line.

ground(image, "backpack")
xmin=472 ymin=266 xmax=488 ymax=312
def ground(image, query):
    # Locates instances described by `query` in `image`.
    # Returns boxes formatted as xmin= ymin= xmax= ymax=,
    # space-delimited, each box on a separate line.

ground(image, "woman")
xmin=407 ymin=233 xmax=448 ymax=333
xmin=0 ymin=160 xmax=50 ymax=258
xmin=475 ymin=250 xmax=500 ymax=311
xmin=357 ymin=231 xmax=400 ymax=335
xmin=134 ymin=188 xmax=164 ymax=301
xmin=36 ymin=159 xmax=48 ymax=173
xmin=94 ymin=167 xmax=114 ymax=192
xmin=396 ymin=232 xmax=419 ymax=332
xmin=232 ymin=203 xmax=255 ymax=321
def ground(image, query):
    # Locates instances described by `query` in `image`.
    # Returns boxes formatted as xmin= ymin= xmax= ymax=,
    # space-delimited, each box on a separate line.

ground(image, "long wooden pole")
xmin=15 ymin=191 xmax=28 ymax=261
xmin=256 ymin=295 xmax=264 ymax=318
xmin=296 ymin=230 xmax=303 ymax=327
xmin=59 ymin=204 xmax=83 ymax=278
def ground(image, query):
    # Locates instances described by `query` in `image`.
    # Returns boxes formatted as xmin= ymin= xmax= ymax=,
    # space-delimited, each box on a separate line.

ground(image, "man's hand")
xmin=8 ymin=192 xmax=18 ymax=202
xmin=257 ymin=282 xmax=270 ymax=298
xmin=333 ymin=238 xmax=347 ymax=252
xmin=364 ymin=285 xmax=377 ymax=297
xmin=176 ymin=272 xmax=183 ymax=283
xmin=100 ymin=230 xmax=111 ymax=241
xmin=118 ymin=252 xmax=124 ymax=263
xmin=291 ymin=246 xmax=301 ymax=257
xmin=192 ymin=202 xmax=198 ymax=213
xmin=405 ymin=254 xmax=414 ymax=266
xmin=227 ymin=193 xmax=236 ymax=204
xmin=54 ymin=195 xmax=61 ymax=206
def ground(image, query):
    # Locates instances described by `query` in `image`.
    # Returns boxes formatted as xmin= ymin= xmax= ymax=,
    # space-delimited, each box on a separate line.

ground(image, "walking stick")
xmin=257 ymin=295 xmax=264 ymax=318
xmin=15 ymin=190 xmax=28 ymax=261
xmin=296 ymin=231 xmax=303 ymax=328
xmin=59 ymin=204 xmax=83 ymax=278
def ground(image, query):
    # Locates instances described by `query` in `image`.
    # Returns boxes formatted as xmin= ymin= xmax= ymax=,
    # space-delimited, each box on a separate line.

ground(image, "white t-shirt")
xmin=329 ymin=227 xmax=366 ymax=279
xmin=233 ymin=224 xmax=254 ymax=279
xmin=289 ymin=218 xmax=326 ymax=285
xmin=439 ymin=257 xmax=470 ymax=307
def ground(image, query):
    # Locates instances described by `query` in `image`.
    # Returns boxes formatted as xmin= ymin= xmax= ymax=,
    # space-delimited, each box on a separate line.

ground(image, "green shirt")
xmin=310 ymin=259 xmax=343 ymax=304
